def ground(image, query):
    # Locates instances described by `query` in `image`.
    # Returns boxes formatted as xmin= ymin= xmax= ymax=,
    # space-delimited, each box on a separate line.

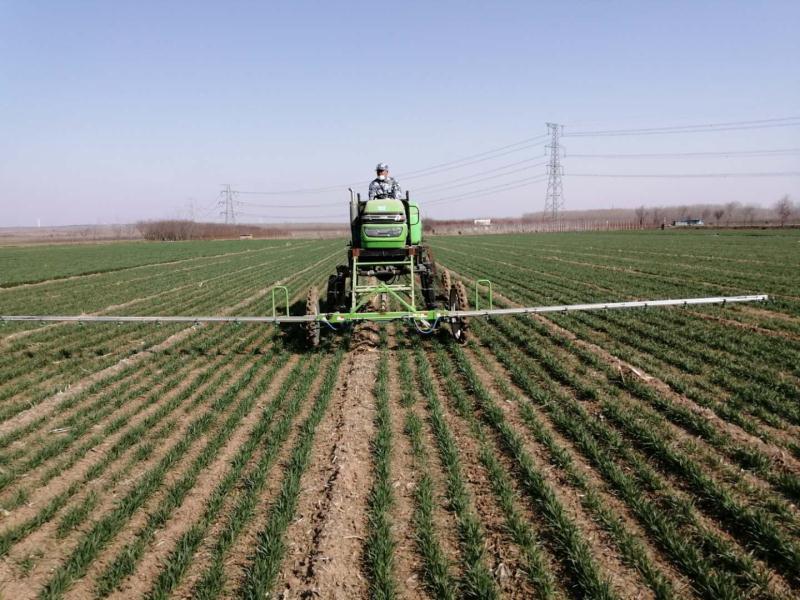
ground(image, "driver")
xmin=368 ymin=163 xmax=403 ymax=200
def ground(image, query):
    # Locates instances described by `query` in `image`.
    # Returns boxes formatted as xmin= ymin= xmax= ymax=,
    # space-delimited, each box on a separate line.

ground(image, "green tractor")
xmin=303 ymin=189 xmax=470 ymax=347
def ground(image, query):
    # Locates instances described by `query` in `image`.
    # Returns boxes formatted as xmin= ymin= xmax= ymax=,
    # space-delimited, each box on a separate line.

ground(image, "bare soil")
xmin=276 ymin=346 xmax=377 ymax=599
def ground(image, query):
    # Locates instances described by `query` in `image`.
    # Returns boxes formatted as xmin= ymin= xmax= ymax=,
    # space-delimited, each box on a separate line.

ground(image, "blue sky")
xmin=1 ymin=0 xmax=798 ymax=226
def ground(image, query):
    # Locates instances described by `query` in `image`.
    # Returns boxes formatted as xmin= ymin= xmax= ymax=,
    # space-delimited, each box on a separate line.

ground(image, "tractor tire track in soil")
xmin=277 ymin=344 xmax=378 ymax=599
xmin=212 ymin=354 xmax=330 ymax=600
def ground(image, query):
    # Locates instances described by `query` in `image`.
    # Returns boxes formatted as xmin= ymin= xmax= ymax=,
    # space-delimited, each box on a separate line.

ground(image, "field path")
xmin=277 ymin=344 xmax=377 ymax=598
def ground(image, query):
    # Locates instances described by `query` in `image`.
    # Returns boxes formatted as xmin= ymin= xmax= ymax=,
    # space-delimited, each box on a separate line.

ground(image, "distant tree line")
xmin=136 ymin=220 xmax=291 ymax=241
xmin=426 ymin=197 xmax=796 ymax=235
xmin=621 ymin=197 xmax=796 ymax=228
xmin=514 ymin=196 xmax=796 ymax=229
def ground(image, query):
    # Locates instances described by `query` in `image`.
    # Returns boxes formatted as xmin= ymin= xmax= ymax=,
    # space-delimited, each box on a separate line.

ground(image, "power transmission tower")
xmin=220 ymin=184 xmax=237 ymax=224
xmin=544 ymin=123 xmax=564 ymax=221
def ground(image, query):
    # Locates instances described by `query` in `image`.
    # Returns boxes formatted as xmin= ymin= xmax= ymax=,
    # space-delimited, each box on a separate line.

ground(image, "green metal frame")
xmin=271 ymin=254 xmax=500 ymax=327
xmin=350 ymin=254 xmax=417 ymax=313
xmin=271 ymin=286 xmax=290 ymax=318
xmin=475 ymin=279 xmax=493 ymax=310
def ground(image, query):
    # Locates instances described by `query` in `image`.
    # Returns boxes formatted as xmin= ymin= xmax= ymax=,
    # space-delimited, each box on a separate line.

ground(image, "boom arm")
xmin=0 ymin=294 xmax=768 ymax=325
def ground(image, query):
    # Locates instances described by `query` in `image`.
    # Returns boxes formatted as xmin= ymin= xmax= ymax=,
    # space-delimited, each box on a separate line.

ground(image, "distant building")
xmin=473 ymin=219 xmax=491 ymax=227
xmin=239 ymin=233 xmax=254 ymax=239
xmin=671 ymin=219 xmax=705 ymax=227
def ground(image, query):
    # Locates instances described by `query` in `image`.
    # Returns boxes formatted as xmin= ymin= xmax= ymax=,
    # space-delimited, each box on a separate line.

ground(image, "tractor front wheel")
xmin=305 ymin=287 xmax=321 ymax=348
xmin=448 ymin=281 xmax=469 ymax=344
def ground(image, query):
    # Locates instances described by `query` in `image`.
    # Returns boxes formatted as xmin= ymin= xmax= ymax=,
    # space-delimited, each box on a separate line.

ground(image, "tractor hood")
xmin=361 ymin=199 xmax=406 ymax=223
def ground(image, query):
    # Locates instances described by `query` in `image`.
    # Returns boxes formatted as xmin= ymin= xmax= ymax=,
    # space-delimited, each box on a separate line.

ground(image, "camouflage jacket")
xmin=368 ymin=177 xmax=403 ymax=200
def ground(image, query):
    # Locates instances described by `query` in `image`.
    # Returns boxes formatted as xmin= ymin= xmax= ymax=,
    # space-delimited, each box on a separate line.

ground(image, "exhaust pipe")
xmin=349 ymin=187 xmax=360 ymax=248
xmin=349 ymin=187 xmax=358 ymax=224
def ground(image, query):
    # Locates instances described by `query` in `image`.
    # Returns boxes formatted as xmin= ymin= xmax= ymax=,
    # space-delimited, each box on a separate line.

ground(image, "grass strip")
xmin=396 ymin=341 xmax=458 ymax=600
xmin=413 ymin=344 xmax=498 ymax=600
xmin=363 ymin=332 xmax=398 ymax=599
xmin=38 ymin=348 xmax=274 ymax=599
xmin=476 ymin=321 xmax=757 ymax=599
xmin=147 ymin=352 xmax=322 ymax=599
xmin=465 ymin=339 xmax=674 ymax=599
xmin=434 ymin=340 xmax=612 ymax=600
xmin=237 ymin=344 xmax=347 ymax=599
xmin=94 ymin=349 xmax=293 ymax=597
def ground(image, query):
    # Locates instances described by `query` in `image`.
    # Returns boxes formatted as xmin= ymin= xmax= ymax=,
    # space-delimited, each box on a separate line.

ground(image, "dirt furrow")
xmin=0 ymin=344 xmax=248 ymax=534
xmin=0 ymin=341 xmax=270 ymax=597
xmin=214 ymin=355 xmax=330 ymax=599
xmin=425 ymin=344 xmax=542 ymax=598
xmin=0 ymin=324 xmax=197 ymax=441
xmin=87 ymin=355 xmax=302 ymax=600
xmin=276 ymin=346 xmax=377 ymax=598
xmin=466 ymin=343 xmax=693 ymax=598
xmin=384 ymin=342 xmax=427 ymax=598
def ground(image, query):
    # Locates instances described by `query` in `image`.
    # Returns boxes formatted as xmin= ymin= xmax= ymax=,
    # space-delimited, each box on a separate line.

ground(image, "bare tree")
xmin=634 ymin=205 xmax=647 ymax=228
xmin=725 ymin=201 xmax=740 ymax=225
xmin=651 ymin=207 xmax=663 ymax=227
xmin=713 ymin=208 xmax=725 ymax=225
xmin=742 ymin=204 xmax=755 ymax=225
xmin=775 ymin=195 xmax=794 ymax=227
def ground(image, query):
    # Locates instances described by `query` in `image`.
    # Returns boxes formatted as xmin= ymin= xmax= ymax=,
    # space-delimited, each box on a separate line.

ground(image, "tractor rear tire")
xmin=420 ymin=271 xmax=437 ymax=309
xmin=305 ymin=287 xmax=321 ymax=348
xmin=326 ymin=274 xmax=346 ymax=312
xmin=449 ymin=281 xmax=469 ymax=344
xmin=439 ymin=269 xmax=452 ymax=302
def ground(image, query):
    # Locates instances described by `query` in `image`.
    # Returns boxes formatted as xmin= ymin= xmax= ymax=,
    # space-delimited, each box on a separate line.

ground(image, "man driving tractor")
xmin=368 ymin=162 xmax=403 ymax=200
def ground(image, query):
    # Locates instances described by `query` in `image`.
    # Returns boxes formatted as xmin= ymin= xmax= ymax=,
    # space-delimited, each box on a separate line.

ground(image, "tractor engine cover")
xmin=360 ymin=199 xmax=407 ymax=249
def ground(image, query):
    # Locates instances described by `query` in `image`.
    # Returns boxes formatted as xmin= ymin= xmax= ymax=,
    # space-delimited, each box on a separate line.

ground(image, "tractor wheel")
xmin=420 ymin=271 xmax=437 ymax=309
xmin=448 ymin=281 xmax=469 ymax=344
xmin=305 ymin=287 xmax=321 ymax=348
xmin=326 ymin=274 xmax=346 ymax=311
xmin=439 ymin=269 xmax=452 ymax=301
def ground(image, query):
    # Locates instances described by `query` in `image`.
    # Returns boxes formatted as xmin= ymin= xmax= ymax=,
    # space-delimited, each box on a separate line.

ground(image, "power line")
xmin=399 ymin=134 xmax=548 ymax=178
xmin=568 ymin=148 xmax=800 ymax=158
xmin=414 ymin=160 xmax=547 ymax=192
xmin=567 ymin=171 xmax=800 ymax=178
xmin=424 ymin=178 xmax=548 ymax=210
xmin=400 ymin=141 xmax=548 ymax=181
xmin=232 ymin=159 xmax=549 ymax=212
xmin=196 ymin=196 xmax=223 ymax=217
xmin=424 ymin=174 xmax=549 ymax=207
xmin=235 ymin=210 xmax=344 ymax=221
xmin=229 ymin=133 xmax=549 ymax=196
xmin=236 ymin=199 xmax=346 ymax=209
xmin=235 ymin=183 xmax=360 ymax=196
xmin=565 ymin=116 xmax=800 ymax=137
